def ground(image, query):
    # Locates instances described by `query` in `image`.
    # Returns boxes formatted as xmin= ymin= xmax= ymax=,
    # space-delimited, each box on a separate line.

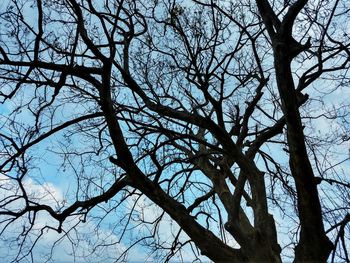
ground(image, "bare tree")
xmin=0 ymin=0 xmax=349 ymax=262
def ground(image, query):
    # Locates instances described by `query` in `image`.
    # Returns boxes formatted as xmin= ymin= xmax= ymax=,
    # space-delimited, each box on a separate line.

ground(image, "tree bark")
xmin=273 ymin=39 xmax=333 ymax=262
xmin=255 ymin=0 xmax=334 ymax=260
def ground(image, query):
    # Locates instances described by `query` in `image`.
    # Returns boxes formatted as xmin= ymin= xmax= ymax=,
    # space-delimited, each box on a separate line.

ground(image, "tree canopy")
xmin=0 ymin=0 xmax=349 ymax=262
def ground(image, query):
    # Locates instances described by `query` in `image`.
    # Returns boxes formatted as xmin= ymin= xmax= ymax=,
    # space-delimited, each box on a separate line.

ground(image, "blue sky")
xmin=0 ymin=0 xmax=349 ymax=262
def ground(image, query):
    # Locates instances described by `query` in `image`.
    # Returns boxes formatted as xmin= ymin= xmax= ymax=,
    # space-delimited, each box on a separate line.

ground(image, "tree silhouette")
xmin=0 ymin=0 xmax=349 ymax=262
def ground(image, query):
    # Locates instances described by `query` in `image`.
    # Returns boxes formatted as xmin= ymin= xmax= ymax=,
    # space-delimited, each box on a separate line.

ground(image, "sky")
xmin=0 ymin=0 xmax=349 ymax=262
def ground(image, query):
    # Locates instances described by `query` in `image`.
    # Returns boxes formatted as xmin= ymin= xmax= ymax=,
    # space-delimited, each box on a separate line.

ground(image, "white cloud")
xmin=125 ymin=192 xmax=211 ymax=262
xmin=0 ymin=174 xmax=152 ymax=263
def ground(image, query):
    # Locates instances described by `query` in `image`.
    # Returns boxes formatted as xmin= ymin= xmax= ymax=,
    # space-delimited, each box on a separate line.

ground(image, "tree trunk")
xmin=273 ymin=39 xmax=333 ymax=262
